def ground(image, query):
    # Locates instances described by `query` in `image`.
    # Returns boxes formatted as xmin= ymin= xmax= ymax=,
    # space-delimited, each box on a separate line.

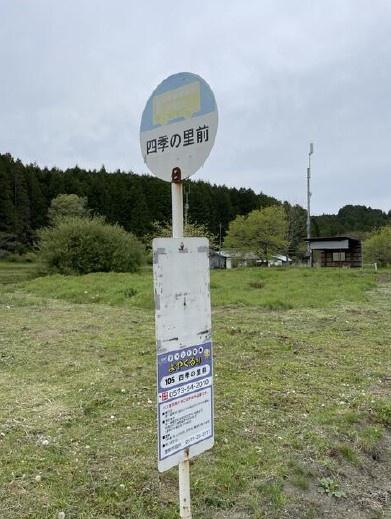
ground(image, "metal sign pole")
xmin=171 ymin=167 xmax=192 ymax=519
xmin=179 ymin=454 xmax=191 ymax=519
xmin=141 ymin=72 xmax=217 ymax=519
xmin=171 ymin=168 xmax=184 ymax=239
xmin=307 ymin=143 xmax=314 ymax=267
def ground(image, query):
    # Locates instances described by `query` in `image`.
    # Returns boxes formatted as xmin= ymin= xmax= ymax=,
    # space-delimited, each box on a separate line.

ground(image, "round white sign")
xmin=140 ymin=72 xmax=218 ymax=182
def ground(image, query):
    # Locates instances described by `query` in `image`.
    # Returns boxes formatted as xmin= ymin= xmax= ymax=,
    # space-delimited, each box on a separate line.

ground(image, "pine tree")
xmin=0 ymin=155 xmax=15 ymax=234
xmin=13 ymin=160 xmax=32 ymax=248
xmin=128 ymin=180 xmax=152 ymax=236
xmin=26 ymin=164 xmax=48 ymax=231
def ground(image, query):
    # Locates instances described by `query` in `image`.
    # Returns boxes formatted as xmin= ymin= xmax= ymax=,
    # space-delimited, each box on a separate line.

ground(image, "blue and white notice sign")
xmin=153 ymin=238 xmax=214 ymax=472
xmin=157 ymin=343 xmax=213 ymax=464
xmin=140 ymin=72 xmax=218 ymax=182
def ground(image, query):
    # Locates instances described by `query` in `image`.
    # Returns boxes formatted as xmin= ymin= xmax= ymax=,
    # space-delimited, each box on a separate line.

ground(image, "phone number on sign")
xmin=160 ymin=377 xmax=211 ymax=401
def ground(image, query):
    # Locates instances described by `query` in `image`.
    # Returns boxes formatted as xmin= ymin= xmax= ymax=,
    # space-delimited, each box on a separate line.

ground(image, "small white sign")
xmin=153 ymin=238 xmax=214 ymax=472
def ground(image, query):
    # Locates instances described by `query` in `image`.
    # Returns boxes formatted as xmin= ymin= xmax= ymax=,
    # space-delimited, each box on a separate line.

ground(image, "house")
xmin=268 ymin=255 xmax=292 ymax=267
xmin=209 ymin=250 xmax=259 ymax=269
xmin=306 ymin=236 xmax=362 ymax=268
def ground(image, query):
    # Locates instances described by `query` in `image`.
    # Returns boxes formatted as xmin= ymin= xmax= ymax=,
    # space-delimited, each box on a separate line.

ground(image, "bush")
xmin=364 ymin=226 xmax=391 ymax=267
xmin=4 ymin=251 xmax=37 ymax=263
xmin=38 ymin=217 xmax=145 ymax=274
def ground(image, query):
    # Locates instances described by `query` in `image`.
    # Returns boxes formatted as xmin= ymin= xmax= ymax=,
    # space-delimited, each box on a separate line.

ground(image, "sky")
xmin=1 ymin=0 xmax=390 ymax=215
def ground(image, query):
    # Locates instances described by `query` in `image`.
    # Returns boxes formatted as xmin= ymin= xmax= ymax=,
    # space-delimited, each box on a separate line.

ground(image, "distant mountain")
xmin=312 ymin=205 xmax=390 ymax=238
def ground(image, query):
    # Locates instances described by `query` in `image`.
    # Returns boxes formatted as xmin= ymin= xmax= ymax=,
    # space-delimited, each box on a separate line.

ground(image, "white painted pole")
xmin=171 ymin=173 xmax=192 ymax=519
xmin=171 ymin=181 xmax=184 ymax=239
xmin=179 ymin=454 xmax=192 ymax=519
xmin=307 ymin=143 xmax=314 ymax=267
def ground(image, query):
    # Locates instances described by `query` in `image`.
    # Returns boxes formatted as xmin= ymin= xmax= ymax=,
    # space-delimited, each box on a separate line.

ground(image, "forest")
xmin=0 ymin=153 xmax=390 ymax=256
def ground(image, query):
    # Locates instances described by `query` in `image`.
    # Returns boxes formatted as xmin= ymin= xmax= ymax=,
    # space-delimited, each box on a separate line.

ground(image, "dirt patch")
xmin=283 ymin=430 xmax=391 ymax=518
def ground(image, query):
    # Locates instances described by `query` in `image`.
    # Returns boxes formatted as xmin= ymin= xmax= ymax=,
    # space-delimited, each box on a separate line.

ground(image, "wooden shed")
xmin=209 ymin=250 xmax=227 ymax=269
xmin=307 ymin=236 xmax=362 ymax=268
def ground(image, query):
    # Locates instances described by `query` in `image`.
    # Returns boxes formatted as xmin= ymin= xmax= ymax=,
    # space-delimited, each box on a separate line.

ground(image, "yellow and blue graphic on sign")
xmin=140 ymin=72 xmax=216 ymax=132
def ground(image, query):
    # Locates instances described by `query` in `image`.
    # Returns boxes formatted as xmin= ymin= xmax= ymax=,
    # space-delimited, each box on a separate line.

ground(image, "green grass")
xmin=22 ymin=267 xmax=155 ymax=308
xmin=0 ymin=264 xmax=390 ymax=518
xmin=0 ymin=261 xmax=40 ymax=284
xmin=20 ymin=266 xmax=378 ymax=311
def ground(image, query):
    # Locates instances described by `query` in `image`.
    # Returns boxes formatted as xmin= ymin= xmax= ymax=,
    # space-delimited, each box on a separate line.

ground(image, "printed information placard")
xmin=157 ymin=342 xmax=213 ymax=462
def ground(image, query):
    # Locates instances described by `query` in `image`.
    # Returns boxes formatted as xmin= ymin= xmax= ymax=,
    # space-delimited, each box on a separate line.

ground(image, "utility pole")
xmin=307 ymin=143 xmax=314 ymax=266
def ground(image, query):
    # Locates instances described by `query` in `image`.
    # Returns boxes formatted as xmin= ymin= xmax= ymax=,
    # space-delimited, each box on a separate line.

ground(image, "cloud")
xmin=1 ymin=0 xmax=390 ymax=213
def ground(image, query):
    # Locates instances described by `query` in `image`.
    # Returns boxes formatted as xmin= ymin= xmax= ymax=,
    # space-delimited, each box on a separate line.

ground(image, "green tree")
xmin=0 ymin=157 xmax=15 ymax=235
xmin=224 ymin=206 xmax=288 ymax=259
xmin=128 ymin=181 xmax=152 ymax=236
xmin=188 ymin=181 xmax=214 ymax=228
xmin=0 ymin=156 xmax=16 ymax=254
xmin=364 ymin=226 xmax=391 ymax=266
xmin=284 ymin=202 xmax=307 ymax=258
xmin=338 ymin=205 xmax=389 ymax=232
xmin=48 ymin=194 xmax=89 ymax=224
xmin=211 ymin=186 xmax=234 ymax=236
xmin=26 ymin=165 xmax=48 ymax=231
xmin=13 ymin=160 xmax=31 ymax=249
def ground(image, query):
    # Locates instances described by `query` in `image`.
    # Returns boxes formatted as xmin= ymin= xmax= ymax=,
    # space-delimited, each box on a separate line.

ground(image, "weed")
xmin=256 ymin=480 xmax=286 ymax=509
xmin=371 ymin=399 xmax=391 ymax=427
xmin=318 ymin=477 xmax=346 ymax=498
xmin=123 ymin=287 xmax=138 ymax=298
xmin=336 ymin=444 xmax=358 ymax=464
xmin=264 ymin=300 xmax=294 ymax=310
xmin=356 ymin=426 xmax=384 ymax=455
xmin=248 ymin=281 xmax=264 ymax=289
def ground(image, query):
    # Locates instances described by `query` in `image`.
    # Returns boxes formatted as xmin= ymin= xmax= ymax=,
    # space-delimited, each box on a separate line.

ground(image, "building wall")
xmin=319 ymin=241 xmax=362 ymax=267
xmin=209 ymin=254 xmax=226 ymax=269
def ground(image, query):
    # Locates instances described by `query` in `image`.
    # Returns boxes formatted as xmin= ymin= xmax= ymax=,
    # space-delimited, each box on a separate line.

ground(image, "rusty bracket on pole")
xmin=172 ymin=167 xmax=182 ymax=183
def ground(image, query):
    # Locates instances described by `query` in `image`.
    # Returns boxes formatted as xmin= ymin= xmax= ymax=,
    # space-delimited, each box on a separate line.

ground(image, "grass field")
xmin=0 ymin=264 xmax=390 ymax=518
xmin=0 ymin=262 xmax=41 ymax=285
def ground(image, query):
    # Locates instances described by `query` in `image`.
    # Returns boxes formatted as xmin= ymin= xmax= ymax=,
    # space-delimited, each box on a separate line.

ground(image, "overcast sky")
xmin=1 ymin=0 xmax=390 ymax=214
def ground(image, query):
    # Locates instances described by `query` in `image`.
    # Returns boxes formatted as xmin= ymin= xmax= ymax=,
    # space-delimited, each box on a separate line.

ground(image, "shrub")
xmin=364 ymin=226 xmax=391 ymax=267
xmin=4 ymin=251 xmax=37 ymax=263
xmin=38 ymin=216 xmax=145 ymax=274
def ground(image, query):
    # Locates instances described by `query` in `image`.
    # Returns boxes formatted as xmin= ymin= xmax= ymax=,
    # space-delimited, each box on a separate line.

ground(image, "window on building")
xmin=333 ymin=251 xmax=345 ymax=262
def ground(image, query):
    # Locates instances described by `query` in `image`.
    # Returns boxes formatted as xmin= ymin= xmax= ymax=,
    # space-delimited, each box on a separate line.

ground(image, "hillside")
xmin=0 ymin=153 xmax=389 ymax=255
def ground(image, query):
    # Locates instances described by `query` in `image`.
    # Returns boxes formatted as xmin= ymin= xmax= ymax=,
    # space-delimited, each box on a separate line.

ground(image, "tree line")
xmin=0 ymin=152 xmax=389 ymax=256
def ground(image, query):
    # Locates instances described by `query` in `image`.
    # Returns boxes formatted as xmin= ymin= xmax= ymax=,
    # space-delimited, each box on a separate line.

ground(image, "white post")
xmin=179 ymin=454 xmax=192 ymax=519
xmin=307 ymin=143 xmax=314 ymax=267
xmin=171 ymin=182 xmax=184 ymax=239
xmin=171 ymin=174 xmax=192 ymax=519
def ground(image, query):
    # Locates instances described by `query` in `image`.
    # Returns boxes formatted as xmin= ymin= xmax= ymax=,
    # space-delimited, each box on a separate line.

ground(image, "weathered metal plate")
xmin=153 ymin=238 xmax=214 ymax=472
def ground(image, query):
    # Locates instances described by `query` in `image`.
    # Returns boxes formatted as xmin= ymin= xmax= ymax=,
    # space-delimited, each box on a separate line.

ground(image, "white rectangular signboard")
xmin=153 ymin=237 xmax=214 ymax=472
